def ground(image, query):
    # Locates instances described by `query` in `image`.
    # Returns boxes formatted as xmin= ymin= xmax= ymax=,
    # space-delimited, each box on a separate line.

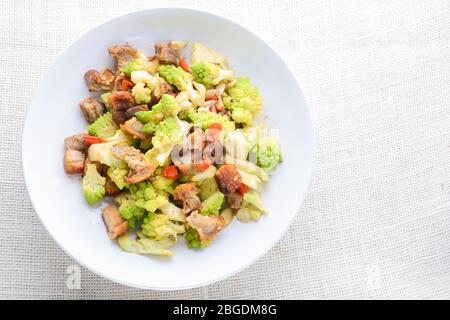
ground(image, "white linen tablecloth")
xmin=1 ymin=0 xmax=450 ymax=299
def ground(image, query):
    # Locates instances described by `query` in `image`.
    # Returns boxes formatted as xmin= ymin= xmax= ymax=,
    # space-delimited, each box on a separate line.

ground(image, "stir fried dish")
xmin=63 ymin=41 xmax=282 ymax=256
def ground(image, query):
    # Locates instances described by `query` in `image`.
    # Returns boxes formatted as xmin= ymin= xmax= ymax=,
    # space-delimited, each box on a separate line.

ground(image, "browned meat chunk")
xmin=186 ymin=210 xmax=225 ymax=240
xmin=173 ymin=183 xmax=202 ymax=214
xmin=102 ymin=205 xmax=128 ymax=239
xmin=108 ymin=44 xmax=139 ymax=71
xmin=215 ymin=164 xmax=242 ymax=194
xmin=105 ymin=177 xmax=121 ymax=196
xmin=120 ymin=117 xmax=149 ymax=140
xmin=111 ymin=144 xmax=155 ymax=184
xmin=63 ymin=134 xmax=87 ymax=174
xmin=226 ymin=192 xmax=243 ymax=211
xmin=108 ymin=91 xmax=135 ymax=125
xmin=84 ymin=69 xmax=115 ymax=91
xmin=64 ymin=133 xmax=87 ymax=151
xmin=125 ymin=104 xmax=149 ymax=119
xmin=79 ymin=97 xmax=105 ymax=123
xmin=155 ymin=42 xmax=179 ymax=65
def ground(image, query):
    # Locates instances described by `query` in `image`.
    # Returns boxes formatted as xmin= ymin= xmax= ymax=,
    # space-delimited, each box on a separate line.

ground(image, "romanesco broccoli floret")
xmin=191 ymin=61 xmax=234 ymax=88
xmin=87 ymin=112 xmax=118 ymax=138
xmin=158 ymin=65 xmax=192 ymax=90
xmin=135 ymin=94 xmax=180 ymax=131
xmin=201 ymin=191 xmax=224 ymax=216
xmin=185 ymin=227 xmax=211 ymax=249
xmin=187 ymin=110 xmax=235 ymax=130
xmin=131 ymin=82 xmax=152 ymax=104
xmin=141 ymin=212 xmax=185 ymax=241
xmin=143 ymin=117 xmax=184 ymax=166
xmin=152 ymin=175 xmax=176 ymax=193
xmin=82 ymin=163 xmax=106 ymax=205
xmin=129 ymin=181 xmax=168 ymax=213
xmin=152 ymin=116 xmax=183 ymax=140
xmin=256 ymin=137 xmax=282 ymax=171
xmin=115 ymin=192 xmax=145 ymax=227
xmin=222 ymin=77 xmax=262 ymax=125
xmin=107 ymin=165 xmax=130 ymax=190
xmin=122 ymin=60 xmax=142 ymax=77
xmin=122 ymin=58 xmax=159 ymax=77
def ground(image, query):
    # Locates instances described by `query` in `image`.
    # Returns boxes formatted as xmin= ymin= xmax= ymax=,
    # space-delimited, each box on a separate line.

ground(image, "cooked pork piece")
xmin=120 ymin=117 xmax=149 ymax=140
xmin=173 ymin=183 xmax=202 ymax=214
xmin=79 ymin=97 xmax=105 ymax=123
xmin=155 ymin=42 xmax=179 ymax=65
xmin=108 ymin=91 xmax=135 ymax=125
xmin=102 ymin=205 xmax=128 ymax=239
xmin=84 ymin=69 xmax=115 ymax=91
xmin=215 ymin=164 xmax=242 ymax=194
xmin=108 ymin=44 xmax=139 ymax=71
xmin=63 ymin=133 xmax=87 ymax=174
xmin=125 ymin=104 xmax=149 ymax=119
xmin=111 ymin=144 xmax=155 ymax=183
xmin=186 ymin=210 xmax=225 ymax=240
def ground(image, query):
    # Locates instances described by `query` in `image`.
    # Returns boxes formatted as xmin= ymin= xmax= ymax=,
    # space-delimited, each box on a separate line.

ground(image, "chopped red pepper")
xmin=206 ymin=95 xmax=219 ymax=101
xmin=162 ymin=165 xmax=179 ymax=180
xmin=205 ymin=122 xmax=222 ymax=142
xmin=195 ymin=160 xmax=211 ymax=172
xmin=179 ymin=58 xmax=190 ymax=73
xmin=121 ymin=76 xmax=134 ymax=91
xmin=238 ymin=183 xmax=249 ymax=195
xmin=84 ymin=135 xmax=106 ymax=145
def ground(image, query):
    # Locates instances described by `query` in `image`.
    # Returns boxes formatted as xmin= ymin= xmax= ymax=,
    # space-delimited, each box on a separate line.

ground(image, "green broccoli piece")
xmin=82 ymin=164 xmax=106 ymax=205
xmin=129 ymin=181 xmax=168 ymax=213
xmin=187 ymin=110 xmax=235 ymax=130
xmin=131 ymin=82 xmax=152 ymax=104
xmin=87 ymin=112 xmax=118 ymax=138
xmin=222 ymin=77 xmax=262 ymax=125
xmin=152 ymin=175 xmax=176 ymax=193
xmin=135 ymin=94 xmax=180 ymax=128
xmin=191 ymin=61 xmax=234 ymax=88
xmin=201 ymin=191 xmax=224 ymax=216
xmin=141 ymin=212 xmax=185 ymax=241
xmin=115 ymin=192 xmax=145 ymax=228
xmin=150 ymin=116 xmax=182 ymax=139
xmin=121 ymin=59 xmax=142 ymax=77
xmin=100 ymin=92 xmax=111 ymax=108
xmin=198 ymin=177 xmax=219 ymax=201
xmin=256 ymin=137 xmax=282 ymax=171
xmin=107 ymin=166 xmax=129 ymax=190
xmin=185 ymin=227 xmax=211 ymax=249
xmin=158 ymin=65 xmax=192 ymax=90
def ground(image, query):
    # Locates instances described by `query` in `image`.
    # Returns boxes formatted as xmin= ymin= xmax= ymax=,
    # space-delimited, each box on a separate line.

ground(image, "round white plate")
xmin=22 ymin=8 xmax=314 ymax=290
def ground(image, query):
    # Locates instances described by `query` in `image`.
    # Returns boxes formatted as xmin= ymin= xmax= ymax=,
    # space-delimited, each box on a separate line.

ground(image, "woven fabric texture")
xmin=1 ymin=0 xmax=450 ymax=299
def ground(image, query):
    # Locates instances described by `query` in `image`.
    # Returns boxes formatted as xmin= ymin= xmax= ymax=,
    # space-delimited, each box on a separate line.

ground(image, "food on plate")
xmin=63 ymin=41 xmax=282 ymax=256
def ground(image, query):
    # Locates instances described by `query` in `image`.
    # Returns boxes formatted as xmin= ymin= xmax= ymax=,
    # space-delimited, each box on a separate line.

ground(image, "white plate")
xmin=22 ymin=8 xmax=314 ymax=290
